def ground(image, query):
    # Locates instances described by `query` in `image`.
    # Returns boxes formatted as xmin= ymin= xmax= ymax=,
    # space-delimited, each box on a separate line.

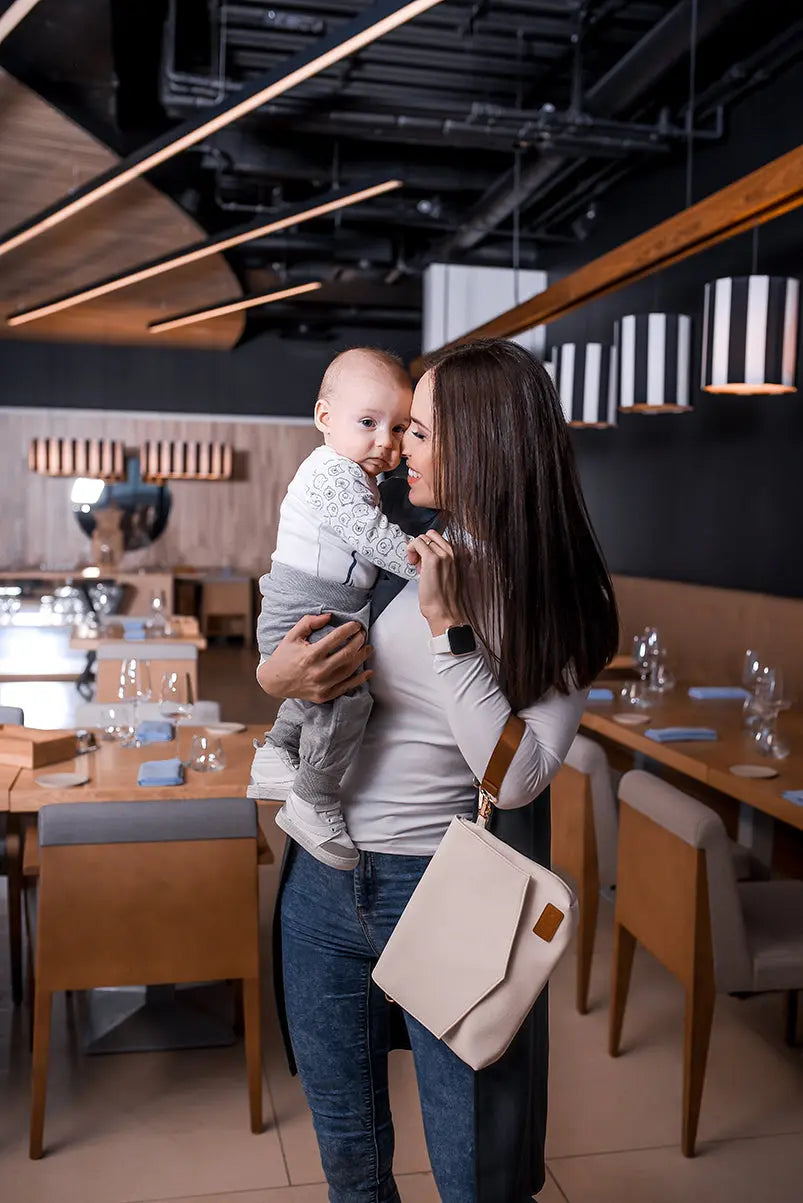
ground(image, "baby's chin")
xmin=360 ymin=458 xmax=399 ymax=477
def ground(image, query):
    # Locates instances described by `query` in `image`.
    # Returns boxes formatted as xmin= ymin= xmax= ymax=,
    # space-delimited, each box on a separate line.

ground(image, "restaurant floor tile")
xmin=1 ymin=653 xmax=801 ymax=1202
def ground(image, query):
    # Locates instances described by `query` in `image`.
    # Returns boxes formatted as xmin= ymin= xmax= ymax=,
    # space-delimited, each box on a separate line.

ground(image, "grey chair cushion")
xmin=739 ymin=881 xmax=803 ymax=992
xmin=564 ymin=734 xmax=619 ymax=890
xmin=618 ymin=771 xmax=752 ymax=992
xmin=0 ymin=705 xmax=24 ymax=725
xmin=39 ymin=798 xmax=258 ymax=847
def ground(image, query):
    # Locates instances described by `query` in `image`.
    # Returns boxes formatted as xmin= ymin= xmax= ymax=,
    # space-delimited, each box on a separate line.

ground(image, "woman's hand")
xmin=256 ymin=613 xmax=373 ymax=703
xmin=406 ymin=529 xmax=466 ymax=636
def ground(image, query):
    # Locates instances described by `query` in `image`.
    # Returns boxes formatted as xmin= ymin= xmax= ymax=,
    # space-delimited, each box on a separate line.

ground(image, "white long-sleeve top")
xmin=272 ymin=445 xmax=418 ymax=588
xmin=341 ymin=581 xmax=588 ymax=854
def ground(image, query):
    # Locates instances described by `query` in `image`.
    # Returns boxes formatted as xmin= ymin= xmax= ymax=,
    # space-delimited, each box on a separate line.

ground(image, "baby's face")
xmin=315 ymin=368 xmax=412 ymax=477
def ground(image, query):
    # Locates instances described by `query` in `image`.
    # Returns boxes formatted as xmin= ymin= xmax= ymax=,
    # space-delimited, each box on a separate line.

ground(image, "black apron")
xmin=271 ymin=475 xmax=550 ymax=1201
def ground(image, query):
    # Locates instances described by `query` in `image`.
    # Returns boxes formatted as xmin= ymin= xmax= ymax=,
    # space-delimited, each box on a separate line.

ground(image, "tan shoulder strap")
xmin=481 ymin=714 xmax=526 ymax=800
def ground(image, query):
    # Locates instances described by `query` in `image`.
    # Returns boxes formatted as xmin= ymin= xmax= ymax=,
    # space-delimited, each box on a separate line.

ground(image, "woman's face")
xmin=403 ymin=370 xmax=438 ymax=508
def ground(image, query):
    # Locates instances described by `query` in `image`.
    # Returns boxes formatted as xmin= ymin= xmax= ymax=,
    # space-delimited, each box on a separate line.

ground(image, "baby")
xmin=249 ymin=347 xmax=419 ymax=870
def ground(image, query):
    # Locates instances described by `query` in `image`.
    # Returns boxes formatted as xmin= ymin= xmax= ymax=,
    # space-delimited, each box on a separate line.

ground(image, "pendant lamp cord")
xmin=685 ymin=0 xmax=699 ymax=209
xmin=513 ymin=150 xmax=521 ymax=305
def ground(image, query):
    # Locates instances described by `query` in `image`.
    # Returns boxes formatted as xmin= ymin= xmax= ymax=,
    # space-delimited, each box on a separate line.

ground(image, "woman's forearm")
xmin=431 ymin=650 xmax=588 ymax=809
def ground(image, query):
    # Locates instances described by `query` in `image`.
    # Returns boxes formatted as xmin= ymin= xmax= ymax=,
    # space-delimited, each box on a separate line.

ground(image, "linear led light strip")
xmin=6 ymin=180 xmax=400 ymax=325
xmin=0 ymin=0 xmax=445 ymax=260
xmin=149 ymin=281 xmax=323 ymax=333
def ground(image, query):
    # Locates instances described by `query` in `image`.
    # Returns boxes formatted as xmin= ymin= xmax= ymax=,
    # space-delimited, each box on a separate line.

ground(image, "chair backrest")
xmin=96 ymin=643 xmax=198 ymax=661
xmin=617 ymin=771 xmax=752 ymax=992
xmin=36 ymin=798 xmax=259 ymax=991
xmin=0 ymin=705 xmax=24 ymax=725
xmin=563 ymin=734 xmax=619 ymax=890
xmin=75 ymin=700 xmax=221 ymax=727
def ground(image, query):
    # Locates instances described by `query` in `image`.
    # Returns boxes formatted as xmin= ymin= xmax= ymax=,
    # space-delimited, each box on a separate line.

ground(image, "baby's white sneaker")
xmin=247 ymin=737 xmax=297 ymax=801
xmin=275 ymin=789 xmax=359 ymax=871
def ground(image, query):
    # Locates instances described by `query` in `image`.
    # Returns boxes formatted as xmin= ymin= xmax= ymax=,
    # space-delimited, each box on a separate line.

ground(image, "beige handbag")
xmin=372 ymin=715 xmax=578 ymax=1071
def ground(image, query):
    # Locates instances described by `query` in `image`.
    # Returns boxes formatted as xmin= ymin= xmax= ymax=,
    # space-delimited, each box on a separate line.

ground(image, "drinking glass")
xmin=147 ymin=589 xmax=168 ymax=636
xmin=98 ymin=705 xmax=133 ymax=742
xmin=117 ymin=659 xmax=152 ymax=747
xmin=188 ymin=734 xmax=226 ymax=772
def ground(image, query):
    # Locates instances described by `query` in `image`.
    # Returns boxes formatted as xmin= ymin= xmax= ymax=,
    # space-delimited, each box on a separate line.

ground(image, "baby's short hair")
xmin=318 ymin=347 xmax=411 ymax=403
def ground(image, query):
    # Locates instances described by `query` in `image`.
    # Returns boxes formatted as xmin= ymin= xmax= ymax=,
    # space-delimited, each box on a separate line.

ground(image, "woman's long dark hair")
xmin=429 ymin=339 xmax=619 ymax=710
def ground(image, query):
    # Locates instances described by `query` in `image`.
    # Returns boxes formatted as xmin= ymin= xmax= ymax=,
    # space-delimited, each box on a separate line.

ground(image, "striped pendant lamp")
xmin=701 ymin=276 xmax=799 ymax=394
xmin=615 ymin=313 xmax=692 ymax=413
xmin=550 ymin=343 xmax=617 ymax=428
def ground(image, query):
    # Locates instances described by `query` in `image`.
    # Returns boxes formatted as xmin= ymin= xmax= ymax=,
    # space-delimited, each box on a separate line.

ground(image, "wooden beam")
xmin=411 ymin=144 xmax=803 ymax=375
xmin=0 ymin=0 xmax=44 ymax=46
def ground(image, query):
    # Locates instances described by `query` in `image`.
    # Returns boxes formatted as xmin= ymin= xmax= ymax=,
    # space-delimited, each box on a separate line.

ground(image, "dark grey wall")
xmin=541 ymin=59 xmax=803 ymax=600
xmin=0 ymin=326 xmax=421 ymax=420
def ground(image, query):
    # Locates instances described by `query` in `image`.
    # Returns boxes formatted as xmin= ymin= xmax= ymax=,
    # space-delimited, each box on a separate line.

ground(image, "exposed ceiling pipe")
xmin=410 ymin=0 xmax=752 ymax=267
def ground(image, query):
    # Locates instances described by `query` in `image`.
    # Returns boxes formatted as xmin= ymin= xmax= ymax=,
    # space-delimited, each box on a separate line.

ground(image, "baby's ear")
xmin=313 ymin=399 xmax=329 ymax=434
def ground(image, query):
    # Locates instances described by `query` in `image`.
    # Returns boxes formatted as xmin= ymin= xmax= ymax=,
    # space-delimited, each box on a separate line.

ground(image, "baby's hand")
xmin=406 ymin=541 xmax=422 ymax=568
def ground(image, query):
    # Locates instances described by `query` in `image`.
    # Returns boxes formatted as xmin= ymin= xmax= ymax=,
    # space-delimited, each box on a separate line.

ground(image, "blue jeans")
xmin=281 ymin=846 xmax=477 ymax=1203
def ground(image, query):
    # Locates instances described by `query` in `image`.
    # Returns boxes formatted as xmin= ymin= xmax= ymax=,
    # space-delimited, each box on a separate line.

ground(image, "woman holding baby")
xmin=259 ymin=340 xmax=618 ymax=1203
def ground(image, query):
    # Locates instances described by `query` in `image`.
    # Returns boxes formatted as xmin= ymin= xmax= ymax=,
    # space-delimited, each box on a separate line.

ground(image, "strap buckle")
xmin=477 ymin=785 xmax=496 ymax=829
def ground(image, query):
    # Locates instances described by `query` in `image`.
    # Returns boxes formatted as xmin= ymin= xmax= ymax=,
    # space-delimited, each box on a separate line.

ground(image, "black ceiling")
xmin=1 ymin=0 xmax=800 ymax=338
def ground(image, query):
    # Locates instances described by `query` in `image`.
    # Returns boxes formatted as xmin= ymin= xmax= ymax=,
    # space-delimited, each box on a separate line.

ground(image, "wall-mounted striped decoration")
xmin=27 ymin=437 xmax=126 ymax=478
xmin=139 ymin=440 xmax=234 ymax=481
xmin=615 ymin=313 xmax=692 ymax=414
xmin=550 ymin=343 xmax=617 ymax=428
xmin=701 ymin=276 xmax=799 ymax=395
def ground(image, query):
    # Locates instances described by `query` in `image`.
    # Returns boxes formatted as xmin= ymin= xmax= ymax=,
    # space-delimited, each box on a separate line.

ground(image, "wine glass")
xmin=629 ymin=630 xmax=654 ymax=707
xmin=117 ymin=658 xmax=152 ymax=747
xmin=159 ymin=671 xmax=195 ymax=721
xmin=750 ymin=666 xmax=791 ymax=759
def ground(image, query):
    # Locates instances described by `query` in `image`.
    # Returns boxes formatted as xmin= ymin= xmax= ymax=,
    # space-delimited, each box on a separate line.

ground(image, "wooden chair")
xmin=552 ymin=736 xmax=757 ymax=1016
xmin=551 ymin=734 xmax=619 ymax=1014
xmin=26 ymin=797 xmax=265 ymax=1158
xmin=609 ymin=770 xmax=803 ymax=1156
xmin=0 ymin=704 xmax=25 ymax=1004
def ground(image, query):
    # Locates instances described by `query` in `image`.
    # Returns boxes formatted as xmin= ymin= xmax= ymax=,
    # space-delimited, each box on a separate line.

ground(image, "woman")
xmin=260 ymin=340 xmax=619 ymax=1203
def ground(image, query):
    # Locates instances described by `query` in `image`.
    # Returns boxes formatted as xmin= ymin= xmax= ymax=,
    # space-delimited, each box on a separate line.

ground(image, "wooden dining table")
xmin=6 ymin=722 xmax=264 ymax=811
xmin=3 ymin=722 xmax=272 ymax=1039
xmin=580 ymin=687 xmax=803 ymax=833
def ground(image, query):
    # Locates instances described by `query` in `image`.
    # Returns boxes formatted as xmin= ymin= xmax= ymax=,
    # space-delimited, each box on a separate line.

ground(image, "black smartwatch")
xmin=428 ymin=625 xmax=477 ymax=655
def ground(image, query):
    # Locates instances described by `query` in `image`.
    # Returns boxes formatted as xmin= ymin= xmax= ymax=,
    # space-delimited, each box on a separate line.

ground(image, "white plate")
xmin=613 ymin=713 xmax=651 ymax=726
xmin=205 ymin=721 xmax=246 ymax=736
xmin=728 ymin=764 xmax=779 ymax=779
xmin=35 ymin=771 xmax=89 ymax=789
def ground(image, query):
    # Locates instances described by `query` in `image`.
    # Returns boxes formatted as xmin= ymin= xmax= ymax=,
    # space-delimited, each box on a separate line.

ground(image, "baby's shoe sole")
xmin=275 ymin=806 xmax=359 ymax=871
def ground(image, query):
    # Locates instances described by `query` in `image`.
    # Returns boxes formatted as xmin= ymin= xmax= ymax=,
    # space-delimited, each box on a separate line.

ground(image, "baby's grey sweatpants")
xmin=257 ymin=560 xmax=372 ymax=811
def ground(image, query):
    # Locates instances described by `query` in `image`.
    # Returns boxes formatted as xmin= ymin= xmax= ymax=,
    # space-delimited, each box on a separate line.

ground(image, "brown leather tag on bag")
xmin=533 ymin=903 xmax=564 ymax=943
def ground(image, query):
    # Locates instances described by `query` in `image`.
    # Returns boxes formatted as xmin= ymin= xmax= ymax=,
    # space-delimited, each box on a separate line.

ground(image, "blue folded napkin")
xmin=588 ymin=688 xmax=614 ymax=702
xmin=137 ymin=757 xmax=185 ymax=787
xmin=645 ymin=727 xmax=718 ymax=743
xmin=134 ymin=720 xmax=175 ymax=745
xmin=122 ymin=619 xmax=147 ymax=641
xmin=782 ymin=790 xmax=803 ymax=807
xmin=688 ymin=686 xmax=750 ymax=700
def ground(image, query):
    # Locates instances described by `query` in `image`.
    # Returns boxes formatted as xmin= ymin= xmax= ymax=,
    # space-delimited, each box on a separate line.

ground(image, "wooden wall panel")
xmin=0 ymin=70 xmax=245 ymax=349
xmin=0 ymin=409 xmax=320 ymax=576
xmin=614 ymin=574 xmax=803 ymax=701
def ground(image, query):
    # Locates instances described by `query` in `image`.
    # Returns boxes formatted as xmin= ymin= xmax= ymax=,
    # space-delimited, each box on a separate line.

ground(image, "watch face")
xmin=447 ymin=625 xmax=476 ymax=655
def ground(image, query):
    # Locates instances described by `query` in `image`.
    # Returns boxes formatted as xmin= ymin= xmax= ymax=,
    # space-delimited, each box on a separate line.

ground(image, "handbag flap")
xmin=372 ymin=817 xmax=529 ymax=1038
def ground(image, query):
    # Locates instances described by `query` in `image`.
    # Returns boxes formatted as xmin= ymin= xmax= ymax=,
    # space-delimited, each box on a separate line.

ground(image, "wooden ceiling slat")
xmin=0 ymin=70 xmax=245 ymax=349
xmin=411 ymin=144 xmax=803 ymax=374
